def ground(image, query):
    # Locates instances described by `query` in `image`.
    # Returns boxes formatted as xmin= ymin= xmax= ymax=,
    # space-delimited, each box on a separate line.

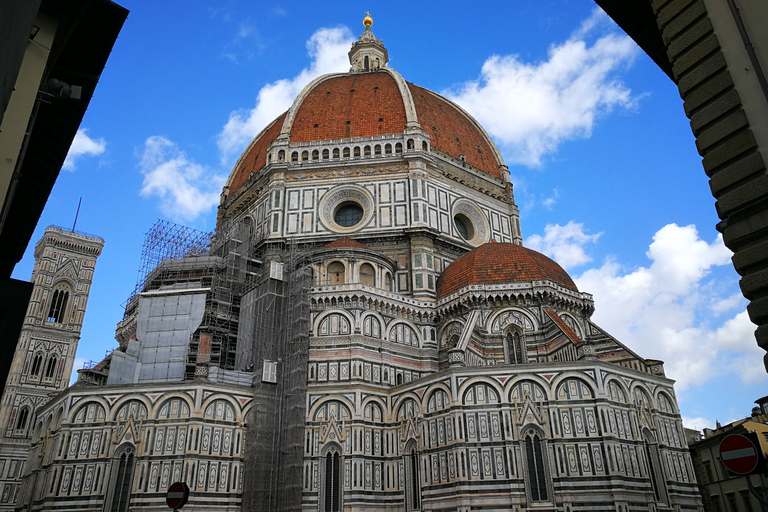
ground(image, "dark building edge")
xmin=595 ymin=0 xmax=768 ymax=371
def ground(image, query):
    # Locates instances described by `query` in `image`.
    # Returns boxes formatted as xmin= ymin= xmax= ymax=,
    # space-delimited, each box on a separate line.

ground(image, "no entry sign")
xmin=719 ymin=434 xmax=759 ymax=475
xmin=166 ymin=482 xmax=189 ymax=509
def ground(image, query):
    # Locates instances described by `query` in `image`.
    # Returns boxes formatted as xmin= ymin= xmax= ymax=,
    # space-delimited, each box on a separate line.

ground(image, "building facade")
xmin=0 ymin=226 xmax=103 ymax=509
xmin=687 ymin=396 xmax=768 ymax=512
xmin=18 ymin=17 xmax=701 ymax=512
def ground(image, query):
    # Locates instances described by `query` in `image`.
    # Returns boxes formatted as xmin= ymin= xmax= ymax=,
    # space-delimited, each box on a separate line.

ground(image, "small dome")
xmin=320 ymin=237 xmax=371 ymax=250
xmin=437 ymin=242 xmax=578 ymax=298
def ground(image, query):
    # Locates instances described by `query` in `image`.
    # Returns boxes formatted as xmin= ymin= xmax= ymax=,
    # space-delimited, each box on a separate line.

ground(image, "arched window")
xmin=405 ymin=444 xmax=421 ymax=511
xmin=110 ymin=445 xmax=135 ymax=512
xmin=364 ymin=55 xmax=369 ymax=71
xmin=312 ymin=150 xmax=319 ymax=161
xmin=396 ymin=374 xmax=403 ymax=385
xmin=291 ymin=151 xmax=298 ymax=162
xmin=353 ymin=146 xmax=361 ymax=157
xmin=407 ymin=139 xmax=414 ymax=150
xmin=44 ymin=356 xmax=58 ymax=380
xmin=643 ymin=429 xmax=667 ymax=504
xmin=47 ymin=285 xmax=69 ymax=323
xmin=327 ymin=262 xmax=345 ymax=285
xmin=332 ymin=148 xmax=340 ymax=159
xmin=507 ymin=331 xmax=526 ymax=364
xmin=323 ymin=450 xmax=341 ymax=511
xmin=322 ymin=149 xmax=329 ymax=160
xmin=395 ymin=143 xmax=403 ymax=154
xmin=364 ymin=145 xmax=371 ymax=157
xmin=524 ymin=430 xmax=549 ymax=502
xmin=383 ymin=272 xmax=392 ymax=291
xmin=385 ymin=143 xmax=392 ymax=155
xmin=343 ymin=147 xmax=350 ymax=158
xmin=421 ymin=141 xmax=428 ymax=151
xmin=374 ymin=144 xmax=381 ymax=155
xmin=15 ymin=408 xmax=29 ymax=432
xmin=359 ymin=263 xmax=375 ymax=286
xmin=30 ymin=353 xmax=43 ymax=377
xmin=278 ymin=149 xmax=285 ymax=161
xmin=302 ymin=151 xmax=309 ymax=162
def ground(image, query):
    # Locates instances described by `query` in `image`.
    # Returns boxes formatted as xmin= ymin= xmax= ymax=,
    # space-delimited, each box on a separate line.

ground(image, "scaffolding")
xmin=242 ymin=242 xmax=312 ymax=512
xmin=124 ymin=216 xmax=314 ymax=511
xmin=131 ymin=219 xmax=213 ymax=298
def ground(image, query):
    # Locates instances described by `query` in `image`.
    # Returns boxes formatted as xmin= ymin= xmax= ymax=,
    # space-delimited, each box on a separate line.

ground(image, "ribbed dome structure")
xmin=437 ymin=241 xmax=578 ymax=298
xmin=224 ymin=69 xmax=506 ymax=196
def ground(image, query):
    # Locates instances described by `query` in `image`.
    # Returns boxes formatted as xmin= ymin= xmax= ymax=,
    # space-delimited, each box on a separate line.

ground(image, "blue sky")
xmin=14 ymin=1 xmax=767 ymax=429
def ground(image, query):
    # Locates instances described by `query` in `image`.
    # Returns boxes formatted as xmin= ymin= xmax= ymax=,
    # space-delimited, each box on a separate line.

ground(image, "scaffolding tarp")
xmin=242 ymin=261 xmax=311 ymax=512
xmin=108 ymin=293 xmax=206 ymax=384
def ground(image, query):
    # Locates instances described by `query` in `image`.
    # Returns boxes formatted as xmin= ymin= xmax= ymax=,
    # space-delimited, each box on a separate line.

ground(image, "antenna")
xmin=72 ymin=196 xmax=82 ymax=232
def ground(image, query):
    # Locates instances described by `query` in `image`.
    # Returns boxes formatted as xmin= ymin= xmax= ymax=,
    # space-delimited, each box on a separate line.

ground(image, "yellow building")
xmin=688 ymin=396 xmax=768 ymax=512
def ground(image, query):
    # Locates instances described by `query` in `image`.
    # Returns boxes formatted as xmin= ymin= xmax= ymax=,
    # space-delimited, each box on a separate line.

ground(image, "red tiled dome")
xmin=225 ymin=70 xmax=505 ymax=196
xmin=437 ymin=242 xmax=578 ymax=298
xmin=320 ymin=237 xmax=370 ymax=250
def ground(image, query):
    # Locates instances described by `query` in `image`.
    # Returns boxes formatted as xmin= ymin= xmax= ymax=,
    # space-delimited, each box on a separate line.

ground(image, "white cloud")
xmin=138 ymin=136 xmax=225 ymax=221
xmin=572 ymin=223 xmax=764 ymax=391
xmin=526 ymin=221 xmax=601 ymax=269
xmin=681 ymin=416 xmax=713 ymax=432
xmin=445 ymin=9 xmax=638 ymax=167
xmin=217 ymin=26 xmax=355 ymax=163
xmin=63 ymin=129 xmax=106 ymax=170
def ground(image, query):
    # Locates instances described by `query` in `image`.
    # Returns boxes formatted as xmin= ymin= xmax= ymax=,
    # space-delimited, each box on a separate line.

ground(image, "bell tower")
xmin=0 ymin=226 xmax=103 ymax=508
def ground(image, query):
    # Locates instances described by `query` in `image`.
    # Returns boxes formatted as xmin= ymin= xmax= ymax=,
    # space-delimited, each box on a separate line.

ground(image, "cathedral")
xmin=14 ymin=16 xmax=702 ymax=512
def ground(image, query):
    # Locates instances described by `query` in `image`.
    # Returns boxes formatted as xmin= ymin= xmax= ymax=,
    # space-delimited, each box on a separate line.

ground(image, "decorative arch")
xmin=363 ymin=401 xmax=383 ymax=422
xmin=604 ymin=378 xmax=629 ymax=404
xmin=72 ymin=401 xmax=107 ymax=424
xmin=461 ymin=380 xmax=501 ymax=405
xmin=395 ymin=396 xmax=421 ymax=421
xmin=439 ymin=321 xmax=463 ymax=350
xmin=315 ymin=310 xmax=353 ymax=337
xmin=552 ymin=375 xmax=595 ymax=401
xmin=361 ymin=312 xmax=383 ymax=339
xmin=311 ymin=399 xmax=353 ymax=422
xmin=506 ymin=377 xmax=551 ymax=404
xmin=488 ymin=307 xmax=537 ymax=334
xmin=154 ymin=395 xmax=193 ymax=420
xmin=326 ymin=260 xmax=346 ymax=284
xmin=655 ymin=390 xmax=678 ymax=414
xmin=426 ymin=386 xmax=451 ymax=413
xmin=558 ymin=312 xmax=584 ymax=339
xmin=358 ymin=262 xmax=376 ymax=286
xmin=112 ymin=399 xmax=149 ymax=422
xmin=387 ymin=320 xmax=420 ymax=346
xmin=202 ymin=397 xmax=238 ymax=422
xmin=361 ymin=396 xmax=387 ymax=421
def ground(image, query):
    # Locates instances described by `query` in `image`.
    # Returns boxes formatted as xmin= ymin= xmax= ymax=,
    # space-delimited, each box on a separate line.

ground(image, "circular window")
xmin=318 ymin=185 xmax=375 ymax=233
xmin=453 ymin=215 xmax=474 ymax=240
xmin=451 ymin=199 xmax=490 ymax=246
xmin=334 ymin=202 xmax=364 ymax=227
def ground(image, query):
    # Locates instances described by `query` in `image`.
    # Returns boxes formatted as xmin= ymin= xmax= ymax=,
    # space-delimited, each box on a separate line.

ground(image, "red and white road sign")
xmin=166 ymin=482 xmax=189 ymax=509
xmin=719 ymin=434 xmax=759 ymax=475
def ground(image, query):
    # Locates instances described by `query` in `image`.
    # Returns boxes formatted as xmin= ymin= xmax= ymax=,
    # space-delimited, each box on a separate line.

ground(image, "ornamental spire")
xmin=348 ymin=12 xmax=388 ymax=73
